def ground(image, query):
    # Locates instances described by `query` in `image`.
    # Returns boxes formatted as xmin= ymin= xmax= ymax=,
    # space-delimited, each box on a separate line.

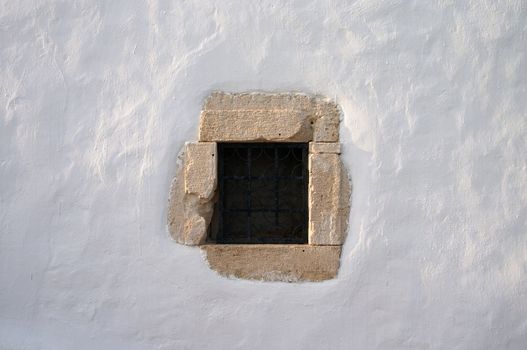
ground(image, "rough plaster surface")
xmin=1 ymin=1 xmax=526 ymax=349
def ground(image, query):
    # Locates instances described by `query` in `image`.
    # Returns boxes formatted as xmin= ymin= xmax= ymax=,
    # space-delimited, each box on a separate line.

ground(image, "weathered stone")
xmin=313 ymin=116 xmax=339 ymax=142
xmin=309 ymin=142 xmax=341 ymax=154
xmin=168 ymin=165 xmax=187 ymax=244
xmin=201 ymin=244 xmax=342 ymax=282
xmin=308 ymin=154 xmax=351 ymax=245
xmin=313 ymin=100 xmax=340 ymax=142
xmin=167 ymin=142 xmax=217 ymax=245
xmin=184 ymin=142 xmax=217 ymax=200
xmin=199 ymin=110 xmax=312 ymax=142
xmin=199 ymin=91 xmax=340 ymax=142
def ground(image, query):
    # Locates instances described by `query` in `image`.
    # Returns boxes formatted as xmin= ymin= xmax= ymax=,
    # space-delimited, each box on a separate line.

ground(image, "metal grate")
xmin=212 ymin=143 xmax=308 ymax=244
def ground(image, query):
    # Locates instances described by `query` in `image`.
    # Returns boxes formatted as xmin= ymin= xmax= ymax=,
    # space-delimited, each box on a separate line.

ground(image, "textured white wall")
xmin=1 ymin=1 xmax=526 ymax=349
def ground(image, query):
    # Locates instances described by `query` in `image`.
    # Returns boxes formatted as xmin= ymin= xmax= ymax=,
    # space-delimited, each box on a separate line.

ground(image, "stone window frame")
xmin=168 ymin=92 xmax=351 ymax=282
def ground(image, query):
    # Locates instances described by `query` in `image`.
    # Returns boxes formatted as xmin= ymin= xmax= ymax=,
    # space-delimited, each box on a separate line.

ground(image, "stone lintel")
xmin=308 ymin=154 xmax=350 ymax=245
xmin=309 ymin=142 xmax=341 ymax=154
xmin=201 ymin=244 xmax=341 ymax=282
xmin=199 ymin=110 xmax=311 ymax=142
xmin=199 ymin=92 xmax=340 ymax=142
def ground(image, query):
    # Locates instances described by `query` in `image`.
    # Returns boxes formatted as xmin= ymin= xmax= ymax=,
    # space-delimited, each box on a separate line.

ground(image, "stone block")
xmin=312 ymin=100 xmax=340 ymax=142
xmin=168 ymin=166 xmax=187 ymax=243
xmin=184 ymin=142 xmax=217 ymax=200
xmin=199 ymin=91 xmax=340 ymax=142
xmin=309 ymin=142 xmax=341 ymax=154
xmin=199 ymin=110 xmax=312 ymax=142
xmin=201 ymin=244 xmax=342 ymax=282
xmin=308 ymin=154 xmax=351 ymax=245
xmin=168 ymin=142 xmax=217 ymax=245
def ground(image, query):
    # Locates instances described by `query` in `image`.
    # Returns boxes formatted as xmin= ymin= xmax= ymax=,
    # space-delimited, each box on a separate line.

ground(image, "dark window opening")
xmin=210 ymin=143 xmax=308 ymax=244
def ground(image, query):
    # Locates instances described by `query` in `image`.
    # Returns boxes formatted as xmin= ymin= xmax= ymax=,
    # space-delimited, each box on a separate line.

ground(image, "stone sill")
xmin=200 ymin=244 xmax=341 ymax=282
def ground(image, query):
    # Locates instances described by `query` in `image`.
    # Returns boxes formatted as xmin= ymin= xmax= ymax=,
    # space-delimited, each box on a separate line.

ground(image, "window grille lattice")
xmin=214 ymin=143 xmax=308 ymax=244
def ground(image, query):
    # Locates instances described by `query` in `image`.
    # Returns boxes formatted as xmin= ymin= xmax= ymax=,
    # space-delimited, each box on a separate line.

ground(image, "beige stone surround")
xmin=168 ymin=91 xmax=351 ymax=282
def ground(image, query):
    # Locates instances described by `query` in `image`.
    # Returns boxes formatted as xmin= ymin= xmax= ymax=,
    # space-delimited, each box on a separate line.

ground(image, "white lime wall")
xmin=1 ymin=1 xmax=526 ymax=349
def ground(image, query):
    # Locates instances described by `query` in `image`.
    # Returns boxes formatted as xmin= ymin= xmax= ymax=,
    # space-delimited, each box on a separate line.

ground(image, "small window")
xmin=168 ymin=92 xmax=350 ymax=281
xmin=210 ymin=143 xmax=308 ymax=244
